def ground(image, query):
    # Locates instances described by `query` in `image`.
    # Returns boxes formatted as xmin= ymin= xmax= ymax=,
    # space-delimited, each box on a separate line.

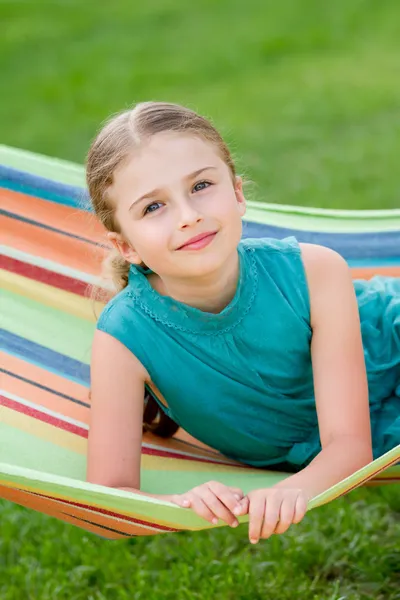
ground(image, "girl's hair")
xmin=86 ymin=101 xmax=237 ymax=437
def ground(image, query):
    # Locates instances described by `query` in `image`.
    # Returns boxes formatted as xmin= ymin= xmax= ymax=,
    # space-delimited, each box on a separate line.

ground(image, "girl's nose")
xmin=177 ymin=199 xmax=203 ymax=229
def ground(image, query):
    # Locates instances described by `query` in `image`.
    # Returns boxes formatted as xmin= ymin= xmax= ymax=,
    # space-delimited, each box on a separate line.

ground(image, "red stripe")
xmin=27 ymin=490 xmax=180 ymax=532
xmin=0 ymin=254 xmax=92 ymax=297
xmin=0 ymin=394 xmax=88 ymax=436
xmin=142 ymin=445 xmax=248 ymax=467
xmin=0 ymin=394 xmax=243 ymax=467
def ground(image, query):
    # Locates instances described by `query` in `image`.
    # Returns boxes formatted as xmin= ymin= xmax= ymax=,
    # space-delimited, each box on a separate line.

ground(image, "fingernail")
xmin=212 ymin=517 xmax=218 ymax=525
xmin=250 ymin=538 xmax=258 ymax=544
xmin=234 ymin=494 xmax=241 ymax=501
xmin=182 ymin=500 xmax=190 ymax=507
xmin=231 ymin=520 xmax=239 ymax=528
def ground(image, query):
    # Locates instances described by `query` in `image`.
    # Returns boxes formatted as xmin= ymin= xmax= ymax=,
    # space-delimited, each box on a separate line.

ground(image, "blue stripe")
xmin=346 ymin=256 xmax=400 ymax=268
xmin=242 ymin=222 xmax=400 ymax=260
xmin=0 ymin=329 xmax=90 ymax=386
xmin=0 ymin=165 xmax=90 ymax=209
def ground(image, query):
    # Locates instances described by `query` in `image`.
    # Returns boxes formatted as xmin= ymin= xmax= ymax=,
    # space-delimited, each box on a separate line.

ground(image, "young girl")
xmin=86 ymin=101 xmax=400 ymax=544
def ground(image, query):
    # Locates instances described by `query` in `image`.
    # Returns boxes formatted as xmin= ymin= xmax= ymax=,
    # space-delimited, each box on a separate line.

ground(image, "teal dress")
xmin=97 ymin=237 xmax=400 ymax=471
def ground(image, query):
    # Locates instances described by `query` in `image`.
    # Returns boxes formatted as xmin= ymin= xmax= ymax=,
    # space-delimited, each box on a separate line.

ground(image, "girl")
xmin=86 ymin=102 xmax=400 ymax=544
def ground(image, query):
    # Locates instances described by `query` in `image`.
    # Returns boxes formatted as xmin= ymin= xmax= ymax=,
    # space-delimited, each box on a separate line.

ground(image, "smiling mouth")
xmin=177 ymin=232 xmax=218 ymax=250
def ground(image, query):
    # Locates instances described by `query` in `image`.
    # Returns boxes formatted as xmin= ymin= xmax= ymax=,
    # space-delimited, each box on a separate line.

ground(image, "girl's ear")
xmin=234 ymin=176 xmax=246 ymax=217
xmin=107 ymin=232 xmax=142 ymax=265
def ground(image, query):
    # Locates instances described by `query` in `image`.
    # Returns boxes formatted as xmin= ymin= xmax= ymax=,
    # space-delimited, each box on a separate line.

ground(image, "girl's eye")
xmin=193 ymin=180 xmax=211 ymax=193
xmin=143 ymin=202 xmax=163 ymax=215
xmin=142 ymin=181 xmax=211 ymax=215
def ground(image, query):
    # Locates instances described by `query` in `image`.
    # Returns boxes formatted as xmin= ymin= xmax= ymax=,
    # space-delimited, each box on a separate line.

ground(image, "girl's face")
xmin=108 ymin=132 xmax=246 ymax=280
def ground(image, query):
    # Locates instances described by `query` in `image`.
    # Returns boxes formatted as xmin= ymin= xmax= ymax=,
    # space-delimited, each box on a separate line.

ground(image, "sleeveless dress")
xmin=96 ymin=237 xmax=400 ymax=472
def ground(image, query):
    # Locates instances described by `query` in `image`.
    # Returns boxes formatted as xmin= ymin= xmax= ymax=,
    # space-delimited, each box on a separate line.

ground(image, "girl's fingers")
xmin=248 ymin=495 xmax=266 ymax=544
xmin=293 ymin=493 xmax=308 ymax=524
xmin=228 ymin=487 xmax=245 ymax=501
xmin=170 ymin=494 xmax=191 ymax=508
xmin=201 ymin=490 xmax=239 ymax=527
xmin=207 ymin=481 xmax=244 ymax=515
xmin=171 ymin=483 xmax=250 ymax=528
xmin=238 ymin=496 xmax=250 ymax=514
xmin=190 ymin=496 xmax=220 ymax=524
xmin=273 ymin=494 xmax=296 ymax=535
xmin=260 ymin=494 xmax=281 ymax=539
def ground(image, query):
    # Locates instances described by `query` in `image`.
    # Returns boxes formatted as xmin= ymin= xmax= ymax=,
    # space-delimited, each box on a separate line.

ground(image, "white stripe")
xmin=1 ymin=389 xmax=89 ymax=430
xmin=1 ymin=245 xmax=114 ymax=290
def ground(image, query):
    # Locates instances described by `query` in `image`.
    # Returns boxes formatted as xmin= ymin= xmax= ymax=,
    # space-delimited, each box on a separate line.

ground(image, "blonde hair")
xmin=86 ymin=101 xmax=237 ymax=295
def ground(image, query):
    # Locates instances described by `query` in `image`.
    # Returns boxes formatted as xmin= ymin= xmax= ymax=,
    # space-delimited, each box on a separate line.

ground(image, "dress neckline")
xmin=126 ymin=241 xmax=258 ymax=335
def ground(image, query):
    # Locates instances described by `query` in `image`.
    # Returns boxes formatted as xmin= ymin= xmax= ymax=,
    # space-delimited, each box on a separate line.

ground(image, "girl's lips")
xmin=178 ymin=232 xmax=217 ymax=250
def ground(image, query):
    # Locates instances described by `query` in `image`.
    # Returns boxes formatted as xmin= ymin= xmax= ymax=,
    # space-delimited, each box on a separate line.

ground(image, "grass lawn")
xmin=0 ymin=487 xmax=399 ymax=600
xmin=1 ymin=1 xmax=399 ymax=599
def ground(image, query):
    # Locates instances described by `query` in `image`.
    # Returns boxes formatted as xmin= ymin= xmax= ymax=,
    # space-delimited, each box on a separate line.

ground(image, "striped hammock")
xmin=1 ymin=145 xmax=399 ymax=540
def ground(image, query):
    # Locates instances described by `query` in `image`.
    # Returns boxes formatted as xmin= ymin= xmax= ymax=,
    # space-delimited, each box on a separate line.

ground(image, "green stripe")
xmin=2 ymin=288 xmax=94 ymax=362
xmin=141 ymin=466 xmax=286 ymax=496
xmin=0 ymin=445 xmax=398 ymax=531
xmin=308 ymin=445 xmax=400 ymax=509
xmin=0 ymin=423 xmax=85 ymax=479
xmin=0 ymin=144 xmax=85 ymax=187
xmin=246 ymin=199 xmax=400 ymax=220
xmin=0 ymin=461 xmax=223 ymax=530
xmin=245 ymin=205 xmax=400 ymax=232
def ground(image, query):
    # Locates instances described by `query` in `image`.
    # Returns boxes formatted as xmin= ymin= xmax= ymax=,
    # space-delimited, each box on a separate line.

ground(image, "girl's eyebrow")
xmin=128 ymin=166 xmax=217 ymax=211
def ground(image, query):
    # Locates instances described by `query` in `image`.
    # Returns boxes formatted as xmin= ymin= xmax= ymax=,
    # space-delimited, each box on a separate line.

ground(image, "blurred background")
xmin=3 ymin=0 xmax=400 ymax=210
xmin=1 ymin=1 xmax=399 ymax=599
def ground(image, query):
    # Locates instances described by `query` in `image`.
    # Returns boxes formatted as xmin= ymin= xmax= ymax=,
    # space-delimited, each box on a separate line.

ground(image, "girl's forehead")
xmin=114 ymin=133 xmax=224 ymax=196
xmin=126 ymin=133 xmax=222 ymax=182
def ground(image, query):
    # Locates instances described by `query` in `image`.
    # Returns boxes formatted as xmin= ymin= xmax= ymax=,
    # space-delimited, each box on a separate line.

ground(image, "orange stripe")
xmin=1 ymin=214 xmax=106 ymax=275
xmin=2 ymin=372 xmax=89 ymax=424
xmin=31 ymin=493 xmax=160 ymax=536
xmin=351 ymin=266 xmax=400 ymax=279
xmin=0 ymin=485 xmax=157 ymax=538
xmin=0 ymin=478 xmax=179 ymax=533
xmin=0 ymin=351 xmax=89 ymax=405
xmin=1 ymin=188 xmax=108 ymax=245
xmin=0 ymin=485 xmax=124 ymax=539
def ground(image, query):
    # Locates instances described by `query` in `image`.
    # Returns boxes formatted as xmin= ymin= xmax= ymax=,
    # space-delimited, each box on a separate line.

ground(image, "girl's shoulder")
xmin=239 ymin=235 xmax=300 ymax=255
xmin=96 ymin=286 xmax=136 ymax=334
xmin=239 ymin=236 xmax=303 ymax=273
xmin=240 ymin=236 xmax=311 ymax=327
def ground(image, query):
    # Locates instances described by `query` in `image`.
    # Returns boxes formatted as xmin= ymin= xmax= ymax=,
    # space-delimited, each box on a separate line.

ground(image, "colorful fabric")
xmin=0 ymin=145 xmax=399 ymax=540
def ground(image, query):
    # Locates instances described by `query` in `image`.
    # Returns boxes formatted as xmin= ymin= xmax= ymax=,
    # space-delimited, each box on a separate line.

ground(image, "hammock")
xmin=0 ymin=144 xmax=399 ymax=541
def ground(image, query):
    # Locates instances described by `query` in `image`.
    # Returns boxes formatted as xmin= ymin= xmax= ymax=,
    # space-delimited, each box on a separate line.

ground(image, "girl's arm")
xmin=87 ymin=330 xmax=247 ymax=526
xmin=274 ymin=243 xmax=373 ymax=499
xmin=86 ymin=329 xmax=148 ymax=490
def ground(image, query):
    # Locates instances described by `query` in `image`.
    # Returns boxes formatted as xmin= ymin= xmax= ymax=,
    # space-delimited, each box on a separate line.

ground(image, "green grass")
xmin=2 ymin=0 xmax=400 ymax=209
xmin=1 ymin=1 xmax=400 ymax=598
xmin=1 ymin=487 xmax=399 ymax=600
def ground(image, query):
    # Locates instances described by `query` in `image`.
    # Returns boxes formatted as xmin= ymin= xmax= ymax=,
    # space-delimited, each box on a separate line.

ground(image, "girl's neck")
xmin=147 ymin=250 xmax=240 ymax=314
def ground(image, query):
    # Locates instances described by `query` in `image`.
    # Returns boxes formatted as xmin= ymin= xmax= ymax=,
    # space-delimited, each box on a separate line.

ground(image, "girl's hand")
xmin=244 ymin=487 xmax=309 ymax=544
xmin=169 ymin=481 xmax=249 ymax=528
